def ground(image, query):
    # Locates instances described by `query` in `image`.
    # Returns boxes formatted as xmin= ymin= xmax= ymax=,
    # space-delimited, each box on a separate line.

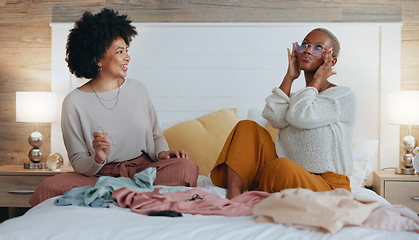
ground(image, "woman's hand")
xmin=285 ymin=42 xmax=301 ymax=80
xmin=280 ymin=43 xmax=301 ymax=96
xmin=92 ymin=131 xmax=111 ymax=164
xmin=158 ymin=149 xmax=188 ymax=160
xmin=312 ymin=48 xmax=336 ymax=86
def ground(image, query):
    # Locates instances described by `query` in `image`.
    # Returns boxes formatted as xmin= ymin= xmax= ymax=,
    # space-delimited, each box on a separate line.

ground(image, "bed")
xmin=2 ymin=22 xmax=418 ymax=239
xmin=0 ymin=177 xmax=417 ymax=240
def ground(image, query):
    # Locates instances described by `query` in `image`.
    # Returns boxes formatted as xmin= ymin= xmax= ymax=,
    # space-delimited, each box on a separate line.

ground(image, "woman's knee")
xmin=258 ymin=158 xmax=303 ymax=192
xmin=161 ymin=158 xmax=199 ymax=186
xmin=30 ymin=172 xmax=96 ymax=207
xmin=182 ymin=158 xmax=199 ymax=186
xmin=264 ymin=158 xmax=299 ymax=177
xmin=236 ymin=120 xmax=262 ymax=131
xmin=178 ymin=158 xmax=199 ymax=174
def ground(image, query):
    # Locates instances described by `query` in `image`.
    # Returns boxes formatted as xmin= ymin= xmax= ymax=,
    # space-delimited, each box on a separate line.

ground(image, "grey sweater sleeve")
xmin=61 ymin=93 xmax=104 ymax=176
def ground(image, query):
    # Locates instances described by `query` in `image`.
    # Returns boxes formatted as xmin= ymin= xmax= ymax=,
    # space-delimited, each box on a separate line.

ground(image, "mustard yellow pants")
xmin=210 ymin=120 xmax=351 ymax=193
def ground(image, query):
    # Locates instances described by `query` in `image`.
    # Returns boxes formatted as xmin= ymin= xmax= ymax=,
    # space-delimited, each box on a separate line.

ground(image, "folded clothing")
xmin=253 ymin=188 xmax=379 ymax=233
xmin=361 ymin=204 xmax=419 ymax=233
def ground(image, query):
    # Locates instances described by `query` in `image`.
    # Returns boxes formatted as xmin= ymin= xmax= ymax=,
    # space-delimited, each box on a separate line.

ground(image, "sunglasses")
xmin=295 ymin=41 xmax=326 ymax=56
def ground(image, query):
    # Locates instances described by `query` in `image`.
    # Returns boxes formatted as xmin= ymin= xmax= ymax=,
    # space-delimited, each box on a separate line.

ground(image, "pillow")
xmin=247 ymin=108 xmax=268 ymax=127
xmin=163 ymin=109 xmax=240 ymax=176
xmin=246 ymin=108 xmax=278 ymax=142
xmin=349 ymin=138 xmax=378 ymax=188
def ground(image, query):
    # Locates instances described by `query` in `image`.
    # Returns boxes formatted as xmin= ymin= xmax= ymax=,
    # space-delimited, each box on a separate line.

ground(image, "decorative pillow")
xmin=247 ymin=108 xmax=268 ymax=127
xmin=350 ymin=138 xmax=378 ymax=188
xmin=163 ymin=109 xmax=240 ymax=176
xmin=246 ymin=108 xmax=278 ymax=142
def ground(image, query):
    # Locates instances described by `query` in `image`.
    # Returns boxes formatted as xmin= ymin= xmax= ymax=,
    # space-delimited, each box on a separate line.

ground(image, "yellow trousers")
xmin=210 ymin=120 xmax=351 ymax=193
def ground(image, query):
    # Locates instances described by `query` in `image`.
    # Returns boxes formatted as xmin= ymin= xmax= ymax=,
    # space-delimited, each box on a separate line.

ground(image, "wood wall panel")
xmin=1 ymin=0 xmax=419 ymax=166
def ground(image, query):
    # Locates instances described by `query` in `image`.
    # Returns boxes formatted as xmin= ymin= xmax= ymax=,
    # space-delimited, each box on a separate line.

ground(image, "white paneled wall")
xmin=51 ymin=22 xmax=401 ymax=171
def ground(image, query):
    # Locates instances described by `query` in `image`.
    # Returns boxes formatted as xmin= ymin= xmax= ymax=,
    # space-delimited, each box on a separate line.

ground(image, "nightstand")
xmin=0 ymin=165 xmax=73 ymax=208
xmin=372 ymin=170 xmax=419 ymax=213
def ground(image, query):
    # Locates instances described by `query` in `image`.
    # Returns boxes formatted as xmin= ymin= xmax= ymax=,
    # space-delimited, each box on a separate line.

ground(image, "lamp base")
xmin=23 ymin=162 xmax=46 ymax=169
xmin=395 ymin=167 xmax=415 ymax=175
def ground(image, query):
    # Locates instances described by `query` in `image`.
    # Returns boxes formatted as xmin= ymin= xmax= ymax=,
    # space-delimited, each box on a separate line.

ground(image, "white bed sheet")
xmin=0 ymin=176 xmax=417 ymax=240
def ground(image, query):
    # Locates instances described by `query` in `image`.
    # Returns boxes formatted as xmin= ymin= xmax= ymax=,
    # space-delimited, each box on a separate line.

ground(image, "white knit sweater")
xmin=262 ymin=86 xmax=356 ymax=175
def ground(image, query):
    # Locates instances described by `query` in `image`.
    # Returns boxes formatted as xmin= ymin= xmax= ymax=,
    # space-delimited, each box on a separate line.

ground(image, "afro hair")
xmin=66 ymin=8 xmax=137 ymax=79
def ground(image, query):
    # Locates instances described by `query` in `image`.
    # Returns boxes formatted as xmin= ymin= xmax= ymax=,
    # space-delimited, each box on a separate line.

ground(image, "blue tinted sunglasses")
xmin=295 ymin=42 xmax=325 ymax=56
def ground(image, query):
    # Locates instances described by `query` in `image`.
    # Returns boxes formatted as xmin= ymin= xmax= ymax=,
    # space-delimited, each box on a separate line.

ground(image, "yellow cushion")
xmin=163 ymin=109 xmax=240 ymax=176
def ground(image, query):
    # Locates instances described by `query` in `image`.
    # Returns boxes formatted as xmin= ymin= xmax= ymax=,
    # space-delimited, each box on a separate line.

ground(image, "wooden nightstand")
xmin=0 ymin=165 xmax=73 ymax=208
xmin=373 ymin=170 xmax=419 ymax=213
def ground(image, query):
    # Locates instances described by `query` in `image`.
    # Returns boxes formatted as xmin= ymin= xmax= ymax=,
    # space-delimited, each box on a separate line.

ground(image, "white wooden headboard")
xmin=50 ymin=22 xmax=402 ymax=171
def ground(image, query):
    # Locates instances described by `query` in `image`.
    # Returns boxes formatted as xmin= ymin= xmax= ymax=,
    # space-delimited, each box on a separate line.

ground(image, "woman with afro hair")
xmin=30 ymin=8 xmax=199 ymax=206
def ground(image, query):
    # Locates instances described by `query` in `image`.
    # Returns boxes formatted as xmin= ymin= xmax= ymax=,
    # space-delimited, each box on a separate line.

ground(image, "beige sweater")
xmin=61 ymin=79 xmax=169 ymax=176
xmin=253 ymin=188 xmax=379 ymax=233
xmin=262 ymin=86 xmax=356 ymax=175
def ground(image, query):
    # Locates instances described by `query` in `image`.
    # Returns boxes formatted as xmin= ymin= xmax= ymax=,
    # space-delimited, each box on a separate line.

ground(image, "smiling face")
xmin=297 ymin=30 xmax=334 ymax=72
xmin=99 ymin=36 xmax=130 ymax=79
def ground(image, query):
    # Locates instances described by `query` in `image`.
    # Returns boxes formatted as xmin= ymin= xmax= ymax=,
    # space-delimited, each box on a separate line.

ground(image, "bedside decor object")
xmin=413 ymin=154 xmax=419 ymax=174
xmin=16 ymin=92 xmax=57 ymax=169
xmin=388 ymin=91 xmax=419 ymax=175
xmin=46 ymin=152 xmax=64 ymax=171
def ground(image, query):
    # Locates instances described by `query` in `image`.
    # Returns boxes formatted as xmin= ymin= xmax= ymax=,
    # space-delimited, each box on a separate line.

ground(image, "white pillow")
xmin=160 ymin=120 xmax=185 ymax=131
xmin=350 ymin=138 xmax=378 ymax=188
xmin=247 ymin=108 xmax=268 ymax=127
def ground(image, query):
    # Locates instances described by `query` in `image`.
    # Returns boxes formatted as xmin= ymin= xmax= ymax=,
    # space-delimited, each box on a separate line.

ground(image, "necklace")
xmin=90 ymin=79 xmax=121 ymax=110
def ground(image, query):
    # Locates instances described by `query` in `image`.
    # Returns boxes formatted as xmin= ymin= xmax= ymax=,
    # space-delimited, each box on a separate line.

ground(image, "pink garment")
xmin=361 ymin=204 xmax=419 ymax=233
xmin=113 ymin=187 xmax=270 ymax=216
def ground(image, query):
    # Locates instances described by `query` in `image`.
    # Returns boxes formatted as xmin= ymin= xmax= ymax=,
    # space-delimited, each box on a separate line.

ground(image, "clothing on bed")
xmin=113 ymin=187 xmax=270 ymax=216
xmin=361 ymin=205 xmax=419 ymax=233
xmin=262 ymin=86 xmax=356 ymax=175
xmin=253 ymin=188 xmax=419 ymax=233
xmin=55 ymin=167 xmax=191 ymax=207
xmin=84 ymin=167 xmax=156 ymax=205
xmin=210 ymin=120 xmax=351 ymax=193
xmin=30 ymin=154 xmax=198 ymax=206
xmin=55 ymin=185 xmax=118 ymax=207
xmin=61 ymin=78 xmax=169 ymax=176
xmin=253 ymin=188 xmax=379 ymax=233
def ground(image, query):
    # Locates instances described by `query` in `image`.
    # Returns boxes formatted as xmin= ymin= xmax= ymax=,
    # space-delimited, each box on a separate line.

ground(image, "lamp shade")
xmin=388 ymin=91 xmax=419 ymax=125
xmin=16 ymin=92 xmax=57 ymax=123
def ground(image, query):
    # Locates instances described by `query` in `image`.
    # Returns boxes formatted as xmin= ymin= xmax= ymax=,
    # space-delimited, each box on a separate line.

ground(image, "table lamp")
xmin=16 ymin=92 xmax=57 ymax=169
xmin=388 ymin=91 xmax=419 ymax=175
